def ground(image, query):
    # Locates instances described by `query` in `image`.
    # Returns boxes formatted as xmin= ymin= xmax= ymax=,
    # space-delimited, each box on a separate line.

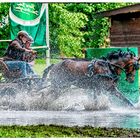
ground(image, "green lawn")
xmin=33 ymin=59 xmax=61 ymax=76
xmin=0 ymin=125 xmax=140 ymax=138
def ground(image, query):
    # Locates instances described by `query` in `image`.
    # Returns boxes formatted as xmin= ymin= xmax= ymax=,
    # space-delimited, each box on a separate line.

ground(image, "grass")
xmin=0 ymin=125 xmax=140 ymax=138
xmin=33 ymin=58 xmax=61 ymax=76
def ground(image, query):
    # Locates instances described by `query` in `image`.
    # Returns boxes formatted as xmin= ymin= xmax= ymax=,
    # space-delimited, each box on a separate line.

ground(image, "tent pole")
xmin=45 ymin=3 xmax=50 ymax=66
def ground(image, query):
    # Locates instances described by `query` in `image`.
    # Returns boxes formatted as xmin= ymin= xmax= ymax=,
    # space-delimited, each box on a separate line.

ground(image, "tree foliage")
xmin=0 ymin=3 xmax=10 ymax=39
xmin=49 ymin=4 xmax=88 ymax=57
xmin=66 ymin=3 xmax=134 ymax=49
xmin=0 ymin=3 xmax=10 ymax=56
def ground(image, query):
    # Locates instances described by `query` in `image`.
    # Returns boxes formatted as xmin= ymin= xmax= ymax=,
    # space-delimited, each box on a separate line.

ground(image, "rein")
xmin=86 ymin=60 xmax=119 ymax=81
xmin=109 ymin=62 xmax=125 ymax=72
xmin=86 ymin=60 xmax=135 ymax=81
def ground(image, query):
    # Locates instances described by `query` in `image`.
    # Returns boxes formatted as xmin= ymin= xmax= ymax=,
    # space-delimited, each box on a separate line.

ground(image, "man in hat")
xmin=4 ymin=31 xmax=38 ymax=78
xmin=5 ymin=31 xmax=35 ymax=61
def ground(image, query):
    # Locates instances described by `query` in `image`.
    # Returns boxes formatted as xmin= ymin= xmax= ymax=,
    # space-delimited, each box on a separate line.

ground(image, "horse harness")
xmin=86 ymin=59 xmax=138 ymax=82
xmin=86 ymin=59 xmax=119 ymax=81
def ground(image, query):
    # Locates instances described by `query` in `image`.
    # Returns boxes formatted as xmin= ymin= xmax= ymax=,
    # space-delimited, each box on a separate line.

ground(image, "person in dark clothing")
xmin=5 ymin=31 xmax=35 ymax=61
xmin=4 ymin=31 xmax=38 ymax=78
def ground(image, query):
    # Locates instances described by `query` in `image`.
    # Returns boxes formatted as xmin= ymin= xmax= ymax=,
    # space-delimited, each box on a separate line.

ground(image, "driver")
xmin=3 ymin=31 xmax=38 ymax=78
xmin=4 ymin=31 xmax=36 ymax=61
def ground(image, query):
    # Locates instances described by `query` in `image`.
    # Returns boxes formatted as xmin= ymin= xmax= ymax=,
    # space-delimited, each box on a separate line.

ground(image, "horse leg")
xmin=109 ymin=86 xmax=134 ymax=108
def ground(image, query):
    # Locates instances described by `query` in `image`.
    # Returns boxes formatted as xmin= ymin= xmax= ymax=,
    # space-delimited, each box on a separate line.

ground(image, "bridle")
xmin=123 ymin=61 xmax=139 ymax=78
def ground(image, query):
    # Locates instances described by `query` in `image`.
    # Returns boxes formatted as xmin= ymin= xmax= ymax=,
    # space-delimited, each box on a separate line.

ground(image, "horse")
xmin=42 ymin=49 xmax=140 ymax=108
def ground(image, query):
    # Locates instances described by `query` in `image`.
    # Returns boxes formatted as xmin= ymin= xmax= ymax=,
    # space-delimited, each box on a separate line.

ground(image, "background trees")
xmin=0 ymin=3 xmax=134 ymax=57
xmin=65 ymin=3 xmax=133 ymax=50
xmin=0 ymin=3 xmax=10 ymax=39
xmin=49 ymin=4 xmax=88 ymax=57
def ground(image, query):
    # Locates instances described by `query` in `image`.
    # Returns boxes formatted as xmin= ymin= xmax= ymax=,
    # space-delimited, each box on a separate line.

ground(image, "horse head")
xmin=106 ymin=49 xmax=140 ymax=83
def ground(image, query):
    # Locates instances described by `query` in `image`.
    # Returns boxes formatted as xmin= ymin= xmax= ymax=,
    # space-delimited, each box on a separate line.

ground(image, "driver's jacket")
xmin=4 ymin=38 xmax=26 ymax=61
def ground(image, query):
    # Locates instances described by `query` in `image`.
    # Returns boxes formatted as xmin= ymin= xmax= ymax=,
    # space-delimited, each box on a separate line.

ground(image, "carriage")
xmin=0 ymin=52 xmax=43 ymax=97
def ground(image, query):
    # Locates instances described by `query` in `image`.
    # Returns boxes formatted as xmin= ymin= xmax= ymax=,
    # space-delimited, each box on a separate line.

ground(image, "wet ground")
xmin=0 ymin=110 xmax=140 ymax=129
xmin=0 ymin=86 xmax=140 ymax=129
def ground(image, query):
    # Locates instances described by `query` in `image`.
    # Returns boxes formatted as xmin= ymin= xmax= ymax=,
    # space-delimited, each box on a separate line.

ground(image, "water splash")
xmin=0 ymin=81 xmax=138 ymax=111
xmin=46 ymin=87 xmax=111 ymax=111
xmin=132 ymin=96 xmax=140 ymax=109
xmin=0 ymin=84 xmax=113 ymax=111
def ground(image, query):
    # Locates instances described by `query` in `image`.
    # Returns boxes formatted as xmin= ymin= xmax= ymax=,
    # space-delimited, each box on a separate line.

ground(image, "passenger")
xmin=4 ymin=31 xmax=37 ymax=78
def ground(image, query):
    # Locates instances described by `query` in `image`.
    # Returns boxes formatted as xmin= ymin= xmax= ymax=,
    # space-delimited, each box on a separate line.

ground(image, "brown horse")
xmin=42 ymin=49 xmax=140 ymax=107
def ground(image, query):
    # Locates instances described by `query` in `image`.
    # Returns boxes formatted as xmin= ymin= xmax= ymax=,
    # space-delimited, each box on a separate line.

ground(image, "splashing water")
xmin=0 ymin=81 xmax=139 ymax=111
xmin=0 ymin=83 xmax=114 ymax=111
xmin=1 ymin=83 xmax=140 ymax=128
xmin=45 ymin=87 xmax=111 ymax=111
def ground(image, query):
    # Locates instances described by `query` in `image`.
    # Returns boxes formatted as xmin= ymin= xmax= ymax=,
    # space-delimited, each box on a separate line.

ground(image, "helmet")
xmin=17 ymin=31 xmax=34 ymax=43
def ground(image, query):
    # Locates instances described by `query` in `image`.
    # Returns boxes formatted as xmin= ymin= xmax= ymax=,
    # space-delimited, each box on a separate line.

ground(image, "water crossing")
xmin=0 ymin=84 xmax=139 ymax=111
xmin=0 ymin=84 xmax=140 ymax=128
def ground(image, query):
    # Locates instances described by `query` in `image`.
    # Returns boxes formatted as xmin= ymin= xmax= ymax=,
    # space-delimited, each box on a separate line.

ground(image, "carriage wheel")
xmin=0 ymin=60 xmax=10 ymax=82
xmin=0 ymin=60 xmax=21 ymax=82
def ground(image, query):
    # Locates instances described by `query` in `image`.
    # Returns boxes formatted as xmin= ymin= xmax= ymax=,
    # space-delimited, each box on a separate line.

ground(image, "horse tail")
xmin=42 ymin=64 xmax=54 ymax=81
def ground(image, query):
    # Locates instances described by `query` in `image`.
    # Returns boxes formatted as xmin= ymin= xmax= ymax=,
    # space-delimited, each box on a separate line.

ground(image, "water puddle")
xmin=0 ymin=86 xmax=140 ymax=129
xmin=0 ymin=110 xmax=140 ymax=129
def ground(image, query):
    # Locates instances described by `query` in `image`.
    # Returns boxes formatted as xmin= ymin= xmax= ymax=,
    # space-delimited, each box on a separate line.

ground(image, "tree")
xmin=0 ymin=3 xmax=10 ymax=56
xmin=0 ymin=3 xmax=10 ymax=39
xmin=66 ymin=3 xmax=134 ymax=49
xmin=49 ymin=4 xmax=87 ymax=57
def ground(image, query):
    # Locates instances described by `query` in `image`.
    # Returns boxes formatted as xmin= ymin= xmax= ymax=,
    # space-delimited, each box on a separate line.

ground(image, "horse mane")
xmin=104 ymin=49 xmax=136 ymax=61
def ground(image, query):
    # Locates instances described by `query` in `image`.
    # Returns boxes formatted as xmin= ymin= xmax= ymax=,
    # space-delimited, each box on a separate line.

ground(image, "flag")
xmin=9 ymin=2 xmax=47 ymax=47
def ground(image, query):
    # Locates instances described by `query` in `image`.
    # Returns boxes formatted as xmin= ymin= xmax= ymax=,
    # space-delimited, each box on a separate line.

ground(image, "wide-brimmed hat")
xmin=17 ymin=31 xmax=34 ymax=43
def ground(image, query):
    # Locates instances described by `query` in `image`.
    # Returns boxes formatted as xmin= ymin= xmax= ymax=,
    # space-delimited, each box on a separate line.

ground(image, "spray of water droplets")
xmin=0 ymin=83 xmax=114 ymax=111
xmin=0 ymin=80 xmax=139 ymax=111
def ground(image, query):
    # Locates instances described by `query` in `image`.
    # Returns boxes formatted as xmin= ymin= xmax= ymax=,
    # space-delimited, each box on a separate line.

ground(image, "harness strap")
xmin=86 ymin=60 xmax=96 ymax=77
xmin=109 ymin=62 xmax=125 ymax=72
xmin=86 ymin=60 xmax=119 ymax=81
xmin=97 ymin=61 xmax=119 ymax=81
